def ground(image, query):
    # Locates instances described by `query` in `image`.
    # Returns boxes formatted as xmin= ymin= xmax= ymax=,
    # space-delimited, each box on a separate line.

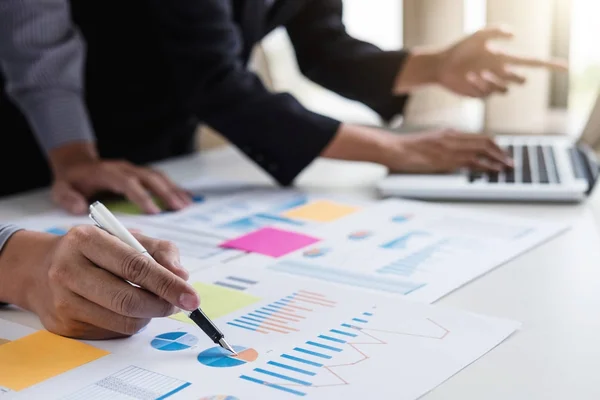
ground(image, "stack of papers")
xmin=1 ymin=182 xmax=568 ymax=399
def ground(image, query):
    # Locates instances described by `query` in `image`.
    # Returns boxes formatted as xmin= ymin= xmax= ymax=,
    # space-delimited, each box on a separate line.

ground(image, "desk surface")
xmin=2 ymin=146 xmax=600 ymax=399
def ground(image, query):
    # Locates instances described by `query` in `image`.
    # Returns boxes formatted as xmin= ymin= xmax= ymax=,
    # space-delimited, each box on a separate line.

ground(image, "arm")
xmin=0 ymin=1 xmax=191 ymax=215
xmin=0 ymin=224 xmax=22 ymax=305
xmin=0 ymin=0 xmax=95 ymax=155
xmin=0 ymin=224 xmax=198 ymax=339
xmin=150 ymin=0 xmax=341 ymax=186
xmin=285 ymin=0 xmax=410 ymax=122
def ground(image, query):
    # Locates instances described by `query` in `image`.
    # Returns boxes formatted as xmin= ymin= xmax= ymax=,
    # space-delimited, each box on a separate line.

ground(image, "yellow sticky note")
xmin=171 ymin=282 xmax=261 ymax=323
xmin=283 ymin=200 xmax=360 ymax=222
xmin=0 ymin=331 xmax=108 ymax=391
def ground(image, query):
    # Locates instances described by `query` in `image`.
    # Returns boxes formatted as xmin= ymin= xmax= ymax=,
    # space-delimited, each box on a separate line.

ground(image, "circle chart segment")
xmin=197 ymin=345 xmax=258 ymax=368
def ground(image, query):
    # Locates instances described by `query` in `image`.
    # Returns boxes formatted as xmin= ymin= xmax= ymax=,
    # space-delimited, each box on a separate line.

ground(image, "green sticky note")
xmin=104 ymin=198 xmax=167 ymax=215
xmin=170 ymin=282 xmax=262 ymax=323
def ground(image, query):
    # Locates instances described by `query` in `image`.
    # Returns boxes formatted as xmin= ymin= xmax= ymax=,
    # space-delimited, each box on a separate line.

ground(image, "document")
xmin=3 ymin=266 xmax=520 ymax=400
xmin=268 ymin=199 xmax=568 ymax=303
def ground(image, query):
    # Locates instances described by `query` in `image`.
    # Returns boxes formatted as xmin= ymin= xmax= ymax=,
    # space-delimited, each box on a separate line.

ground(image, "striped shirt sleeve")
xmin=0 ymin=0 xmax=95 ymax=154
xmin=0 ymin=224 xmax=22 ymax=306
xmin=0 ymin=224 xmax=22 ymax=254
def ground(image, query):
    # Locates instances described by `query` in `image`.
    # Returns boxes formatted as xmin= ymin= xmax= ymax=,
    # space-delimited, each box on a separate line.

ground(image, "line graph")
xmin=239 ymin=312 xmax=450 ymax=396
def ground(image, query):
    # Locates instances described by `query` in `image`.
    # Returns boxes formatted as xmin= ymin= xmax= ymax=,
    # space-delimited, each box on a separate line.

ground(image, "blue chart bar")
xmin=377 ymin=240 xmax=449 ymax=277
xmin=281 ymin=354 xmax=323 ymax=367
xmin=240 ymin=375 xmax=306 ymax=397
xmin=268 ymin=361 xmax=317 ymax=376
xmin=318 ymin=335 xmax=346 ymax=344
xmin=294 ymin=347 xmax=332 ymax=359
xmin=330 ymin=329 xmax=357 ymax=338
xmin=239 ymin=313 xmax=375 ymax=397
xmin=227 ymin=322 xmax=258 ymax=332
xmin=306 ymin=341 xmax=343 ymax=352
xmin=254 ymin=368 xmax=312 ymax=386
xmin=270 ymin=261 xmax=425 ymax=295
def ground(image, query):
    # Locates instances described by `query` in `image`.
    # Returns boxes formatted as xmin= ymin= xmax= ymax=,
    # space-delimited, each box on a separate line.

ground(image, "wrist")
xmin=321 ymin=123 xmax=397 ymax=167
xmin=0 ymin=230 xmax=58 ymax=308
xmin=393 ymin=49 xmax=444 ymax=94
xmin=49 ymin=142 xmax=100 ymax=178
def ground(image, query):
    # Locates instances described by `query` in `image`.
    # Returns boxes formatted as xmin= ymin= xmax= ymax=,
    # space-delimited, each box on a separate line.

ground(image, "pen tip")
xmin=219 ymin=338 xmax=237 ymax=355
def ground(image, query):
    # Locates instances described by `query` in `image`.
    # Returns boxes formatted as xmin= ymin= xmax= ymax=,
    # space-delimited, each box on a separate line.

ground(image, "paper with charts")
xmin=120 ymin=190 xmax=566 ymax=303
xmin=14 ymin=188 xmax=567 ymax=303
xmin=1 ymin=266 xmax=520 ymax=400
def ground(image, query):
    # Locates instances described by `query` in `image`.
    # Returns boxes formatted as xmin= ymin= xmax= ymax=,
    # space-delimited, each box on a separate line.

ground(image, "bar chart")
xmin=226 ymin=291 xmax=337 ymax=335
xmin=269 ymin=261 xmax=425 ymax=295
xmin=380 ymin=231 xmax=431 ymax=250
xmin=238 ymin=312 xmax=450 ymax=397
xmin=239 ymin=312 xmax=377 ymax=397
xmin=61 ymin=366 xmax=191 ymax=400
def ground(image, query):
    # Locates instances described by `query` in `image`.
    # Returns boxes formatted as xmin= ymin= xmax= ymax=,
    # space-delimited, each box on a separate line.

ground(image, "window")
xmin=568 ymin=0 xmax=600 ymax=118
xmin=259 ymin=1 xmax=404 ymax=125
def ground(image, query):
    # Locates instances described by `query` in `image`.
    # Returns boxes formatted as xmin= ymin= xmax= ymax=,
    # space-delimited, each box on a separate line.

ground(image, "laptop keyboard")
xmin=469 ymin=144 xmax=571 ymax=185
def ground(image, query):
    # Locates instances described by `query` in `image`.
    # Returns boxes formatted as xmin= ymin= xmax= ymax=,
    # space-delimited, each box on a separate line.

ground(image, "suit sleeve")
xmin=149 ymin=0 xmax=341 ymax=186
xmin=285 ymin=0 xmax=410 ymax=122
xmin=0 ymin=0 xmax=95 ymax=154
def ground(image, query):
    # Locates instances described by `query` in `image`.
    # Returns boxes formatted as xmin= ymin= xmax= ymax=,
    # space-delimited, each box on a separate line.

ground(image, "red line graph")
xmin=281 ymin=318 xmax=450 ymax=389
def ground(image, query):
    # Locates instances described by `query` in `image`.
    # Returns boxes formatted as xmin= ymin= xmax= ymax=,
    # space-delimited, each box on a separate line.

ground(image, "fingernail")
xmin=179 ymin=292 xmax=199 ymax=310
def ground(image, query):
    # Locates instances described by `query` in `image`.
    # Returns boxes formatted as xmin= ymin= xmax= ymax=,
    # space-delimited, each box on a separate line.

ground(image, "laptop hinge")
xmin=577 ymin=144 xmax=600 ymax=195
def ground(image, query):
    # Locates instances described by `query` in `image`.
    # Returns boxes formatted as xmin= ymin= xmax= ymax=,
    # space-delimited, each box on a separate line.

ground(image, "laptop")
xmin=376 ymin=94 xmax=600 ymax=203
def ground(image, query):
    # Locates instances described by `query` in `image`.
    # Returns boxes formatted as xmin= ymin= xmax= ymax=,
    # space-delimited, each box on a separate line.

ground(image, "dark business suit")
xmin=0 ymin=0 xmax=409 ymax=196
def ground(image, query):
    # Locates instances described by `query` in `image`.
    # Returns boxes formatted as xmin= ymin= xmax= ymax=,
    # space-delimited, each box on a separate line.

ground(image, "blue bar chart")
xmin=378 ymin=240 xmax=450 ymax=276
xmin=218 ymin=213 xmax=304 ymax=233
xmin=269 ymin=261 xmax=425 ymax=295
xmin=227 ymin=291 xmax=336 ymax=335
xmin=238 ymin=312 xmax=374 ymax=397
xmin=380 ymin=231 xmax=430 ymax=250
xmin=238 ymin=311 xmax=450 ymax=397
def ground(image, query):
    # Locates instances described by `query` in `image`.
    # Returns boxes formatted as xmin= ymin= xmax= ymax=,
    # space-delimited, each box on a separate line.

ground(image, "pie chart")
xmin=197 ymin=346 xmax=258 ymax=368
xmin=150 ymin=332 xmax=199 ymax=351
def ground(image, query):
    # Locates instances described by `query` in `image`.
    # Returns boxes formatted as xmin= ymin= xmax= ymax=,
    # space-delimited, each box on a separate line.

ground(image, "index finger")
xmin=502 ymin=54 xmax=568 ymax=71
xmin=77 ymin=227 xmax=200 ymax=311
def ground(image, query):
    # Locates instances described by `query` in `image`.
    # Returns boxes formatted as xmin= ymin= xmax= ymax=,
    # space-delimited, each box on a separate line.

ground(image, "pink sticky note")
xmin=220 ymin=227 xmax=320 ymax=258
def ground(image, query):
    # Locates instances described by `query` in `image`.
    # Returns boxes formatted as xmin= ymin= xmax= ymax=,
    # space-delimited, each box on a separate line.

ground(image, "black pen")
xmin=89 ymin=201 xmax=237 ymax=355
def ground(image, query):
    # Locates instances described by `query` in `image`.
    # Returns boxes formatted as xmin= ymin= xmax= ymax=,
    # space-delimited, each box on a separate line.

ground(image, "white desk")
xmin=2 ymin=146 xmax=600 ymax=399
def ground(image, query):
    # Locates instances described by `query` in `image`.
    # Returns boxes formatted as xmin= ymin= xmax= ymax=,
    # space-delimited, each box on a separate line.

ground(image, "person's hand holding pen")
xmin=0 ymin=224 xmax=199 ymax=340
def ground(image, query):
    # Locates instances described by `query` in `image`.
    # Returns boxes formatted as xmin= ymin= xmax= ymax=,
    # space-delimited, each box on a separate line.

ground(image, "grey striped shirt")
xmin=0 ymin=224 xmax=22 ymax=253
xmin=0 ymin=0 xmax=95 ymax=153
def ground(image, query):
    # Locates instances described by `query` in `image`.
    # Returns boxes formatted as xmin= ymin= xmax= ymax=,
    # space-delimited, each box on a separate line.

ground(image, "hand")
xmin=49 ymin=143 xmax=192 ymax=215
xmin=0 ymin=226 xmax=200 ymax=339
xmin=436 ymin=25 xmax=568 ymax=97
xmin=383 ymin=129 xmax=513 ymax=173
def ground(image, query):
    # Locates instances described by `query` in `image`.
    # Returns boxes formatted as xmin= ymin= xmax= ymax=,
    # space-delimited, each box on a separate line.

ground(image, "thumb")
xmin=51 ymin=180 xmax=88 ymax=215
xmin=474 ymin=25 xmax=514 ymax=42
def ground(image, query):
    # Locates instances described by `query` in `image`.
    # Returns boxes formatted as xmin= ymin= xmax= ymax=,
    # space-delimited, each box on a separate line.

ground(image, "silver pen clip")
xmin=88 ymin=212 xmax=107 ymax=232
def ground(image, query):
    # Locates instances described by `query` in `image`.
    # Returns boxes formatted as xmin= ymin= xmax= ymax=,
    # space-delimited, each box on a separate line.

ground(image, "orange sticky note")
xmin=283 ymin=200 xmax=360 ymax=222
xmin=0 ymin=330 xmax=108 ymax=391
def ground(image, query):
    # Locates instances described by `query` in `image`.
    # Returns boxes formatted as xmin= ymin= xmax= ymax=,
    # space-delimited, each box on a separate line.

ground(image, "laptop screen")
xmin=578 ymin=92 xmax=600 ymax=149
